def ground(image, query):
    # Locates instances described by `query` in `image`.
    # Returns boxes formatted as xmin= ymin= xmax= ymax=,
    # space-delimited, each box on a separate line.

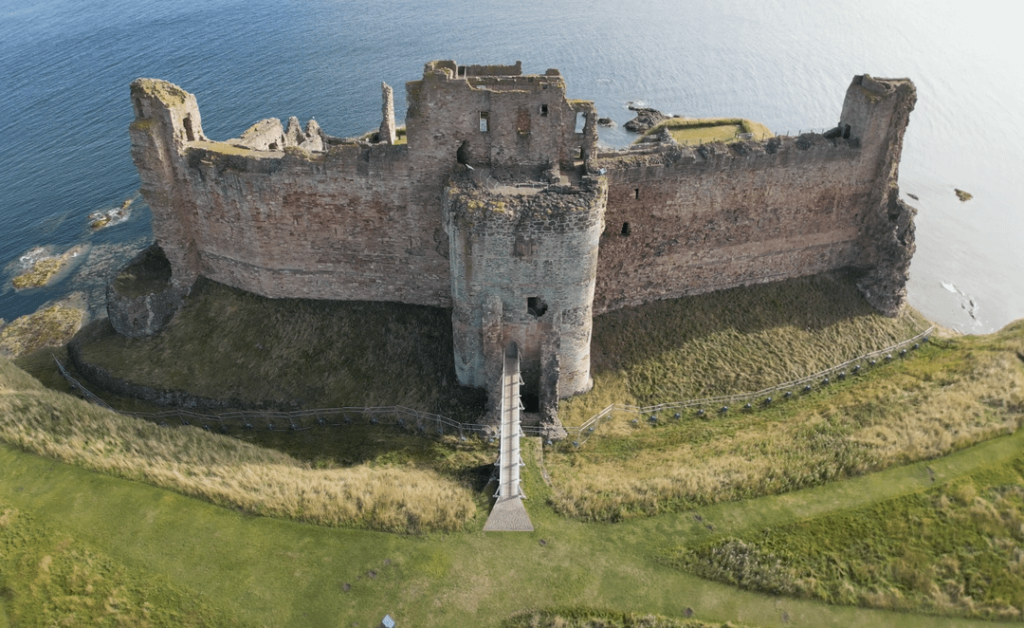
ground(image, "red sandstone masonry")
xmin=124 ymin=65 xmax=914 ymax=414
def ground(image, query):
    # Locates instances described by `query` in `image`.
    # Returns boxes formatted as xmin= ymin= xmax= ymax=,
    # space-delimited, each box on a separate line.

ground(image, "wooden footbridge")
xmin=483 ymin=344 xmax=534 ymax=532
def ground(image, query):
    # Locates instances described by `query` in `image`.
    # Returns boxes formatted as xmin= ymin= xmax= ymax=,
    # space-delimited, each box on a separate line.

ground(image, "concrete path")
xmin=483 ymin=349 xmax=533 ymax=532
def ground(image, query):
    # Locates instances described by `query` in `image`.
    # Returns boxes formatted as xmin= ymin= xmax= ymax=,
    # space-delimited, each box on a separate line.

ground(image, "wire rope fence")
xmin=53 ymin=326 xmax=933 ymax=447
xmin=564 ymin=326 xmax=934 ymax=446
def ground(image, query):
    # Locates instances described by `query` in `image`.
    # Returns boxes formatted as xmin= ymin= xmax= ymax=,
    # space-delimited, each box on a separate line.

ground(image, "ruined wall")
xmin=443 ymin=177 xmax=606 ymax=411
xmin=594 ymin=75 xmax=915 ymax=315
xmin=126 ymin=67 xmax=915 ymax=420
xmin=129 ymin=79 xmax=452 ymax=306
xmin=406 ymin=61 xmax=597 ymax=175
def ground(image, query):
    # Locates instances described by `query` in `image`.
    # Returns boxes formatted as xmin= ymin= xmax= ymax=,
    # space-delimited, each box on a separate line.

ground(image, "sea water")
xmin=1 ymin=0 xmax=1021 ymax=332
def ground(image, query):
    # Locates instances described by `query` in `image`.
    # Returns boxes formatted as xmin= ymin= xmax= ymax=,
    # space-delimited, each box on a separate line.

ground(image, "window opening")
xmin=574 ymin=111 xmax=586 ymax=133
xmin=183 ymin=115 xmax=195 ymax=142
xmin=621 ymin=222 xmax=631 ymax=236
xmin=527 ymin=296 xmax=548 ymax=317
xmin=634 ymin=188 xmax=640 ymax=200
xmin=479 ymin=111 xmax=490 ymax=133
xmin=456 ymin=140 xmax=470 ymax=165
xmin=457 ymin=66 xmax=466 ymax=77
xmin=134 ymin=98 xmax=144 ymax=118
xmin=540 ymin=104 xmax=548 ymax=117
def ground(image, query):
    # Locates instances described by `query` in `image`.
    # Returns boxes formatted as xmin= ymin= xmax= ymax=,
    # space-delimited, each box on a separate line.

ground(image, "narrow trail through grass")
xmin=2 ymin=428 xmax=1022 ymax=628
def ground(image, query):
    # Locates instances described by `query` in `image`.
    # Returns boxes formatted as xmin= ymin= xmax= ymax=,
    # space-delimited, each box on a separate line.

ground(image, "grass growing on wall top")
xmin=637 ymin=117 xmax=775 ymax=145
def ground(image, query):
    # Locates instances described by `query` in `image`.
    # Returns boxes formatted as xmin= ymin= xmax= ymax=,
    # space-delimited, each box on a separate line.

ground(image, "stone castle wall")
xmin=594 ymin=74 xmax=915 ymax=315
xmin=595 ymin=137 xmax=869 ymax=313
xmin=123 ymin=64 xmax=915 ymax=416
xmin=130 ymin=79 xmax=452 ymax=307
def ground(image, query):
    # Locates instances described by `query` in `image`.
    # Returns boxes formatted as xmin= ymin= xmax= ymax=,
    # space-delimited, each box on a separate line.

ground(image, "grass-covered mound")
xmin=560 ymin=271 xmax=930 ymax=425
xmin=669 ymin=449 xmax=1024 ymax=621
xmin=72 ymin=277 xmax=485 ymax=420
xmin=545 ymin=319 xmax=1024 ymax=521
xmin=0 ymin=357 xmax=477 ymax=533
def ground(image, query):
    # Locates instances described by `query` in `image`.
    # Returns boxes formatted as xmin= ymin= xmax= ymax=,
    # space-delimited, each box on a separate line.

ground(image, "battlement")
xmin=119 ymin=63 xmax=915 ymax=423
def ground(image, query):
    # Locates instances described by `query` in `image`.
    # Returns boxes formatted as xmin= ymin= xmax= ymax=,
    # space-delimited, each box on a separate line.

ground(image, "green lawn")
xmin=3 ymin=273 xmax=1022 ymax=626
xmin=2 ymin=423 xmax=1023 ymax=627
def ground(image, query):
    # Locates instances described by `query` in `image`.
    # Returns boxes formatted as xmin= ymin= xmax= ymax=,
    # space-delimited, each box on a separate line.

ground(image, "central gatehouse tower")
xmin=406 ymin=61 xmax=605 ymax=419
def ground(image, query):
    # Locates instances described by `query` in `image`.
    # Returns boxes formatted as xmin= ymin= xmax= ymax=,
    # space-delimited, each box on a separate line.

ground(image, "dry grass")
xmin=0 ymin=358 xmax=477 ymax=533
xmin=546 ymin=321 xmax=1024 ymax=521
xmin=504 ymin=609 xmax=742 ymax=628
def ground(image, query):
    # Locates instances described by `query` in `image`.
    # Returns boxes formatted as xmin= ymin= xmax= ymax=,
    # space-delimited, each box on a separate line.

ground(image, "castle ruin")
xmin=118 ymin=61 xmax=916 ymax=426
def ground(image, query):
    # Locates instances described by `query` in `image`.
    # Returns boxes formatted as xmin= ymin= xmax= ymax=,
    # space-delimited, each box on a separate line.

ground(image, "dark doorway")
xmin=521 ymin=392 xmax=540 ymax=413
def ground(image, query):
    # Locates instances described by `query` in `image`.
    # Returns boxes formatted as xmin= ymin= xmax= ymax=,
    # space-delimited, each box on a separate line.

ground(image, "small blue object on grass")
xmin=381 ymin=614 xmax=396 ymax=628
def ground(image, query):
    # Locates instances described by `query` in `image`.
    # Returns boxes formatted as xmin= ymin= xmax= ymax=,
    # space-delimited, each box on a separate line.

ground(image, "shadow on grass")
xmin=68 ymin=277 xmax=487 ymax=422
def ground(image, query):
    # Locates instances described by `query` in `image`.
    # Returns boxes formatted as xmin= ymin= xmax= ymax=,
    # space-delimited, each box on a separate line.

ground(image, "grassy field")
xmin=0 ymin=499 xmax=235 ymax=627
xmin=668 ymin=452 xmax=1024 ymax=621
xmin=3 ymin=421 xmax=1023 ymax=627
xmin=4 ymin=272 xmax=1023 ymax=626
xmin=636 ymin=117 xmax=774 ymax=145
xmin=0 ymin=357 xmax=481 ymax=533
xmin=543 ymin=320 xmax=1023 ymax=521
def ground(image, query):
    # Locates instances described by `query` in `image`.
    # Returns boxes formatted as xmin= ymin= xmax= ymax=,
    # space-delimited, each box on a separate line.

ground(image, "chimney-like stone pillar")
xmin=379 ymin=82 xmax=397 ymax=145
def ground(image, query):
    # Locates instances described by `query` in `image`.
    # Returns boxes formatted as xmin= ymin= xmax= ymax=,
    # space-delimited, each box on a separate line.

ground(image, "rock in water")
xmin=624 ymin=106 xmax=668 ymax=133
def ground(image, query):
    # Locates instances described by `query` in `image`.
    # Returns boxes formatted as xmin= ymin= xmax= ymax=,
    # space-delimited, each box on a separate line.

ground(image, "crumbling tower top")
xmin=405 ymin=60 xmax=597 ymax=176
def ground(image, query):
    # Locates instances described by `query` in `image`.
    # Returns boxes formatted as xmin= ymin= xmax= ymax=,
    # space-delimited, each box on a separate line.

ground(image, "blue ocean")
xmin=1 ymin=0 xmax=1021 ymax=333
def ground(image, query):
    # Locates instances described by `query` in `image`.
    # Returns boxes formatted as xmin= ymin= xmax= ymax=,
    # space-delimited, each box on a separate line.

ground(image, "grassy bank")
xmin=72 ymin=277 xmax=486 ymax=420
xmin=560 ymin=271 xmax=930 ymax=426
xmin=0 ymin=358 xmax=479 ymax=533
xmin=545 ymin=320 xmax=1024 ymax=521
xmin=668 ymin=451 xmax=1024 ymax=621
xmin=72 ymin=271 xmax=925 ymax=426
